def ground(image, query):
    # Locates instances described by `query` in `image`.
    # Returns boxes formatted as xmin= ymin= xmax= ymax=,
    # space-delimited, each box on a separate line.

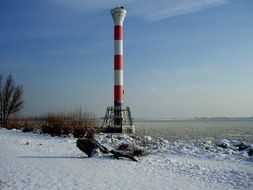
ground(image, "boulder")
xmin=144 ymin=136 xmax=152 ymax=143
xmin=76 ymin=138 xmax=109 ymax=157
xmin=229 ymin=140 xmax=241 ymax=147
xmin=215 ymin=139 xmax=229 ymax=149
xmin=76 ymin=138 xmax=98 ymax=157
xmin=247 ymin=148 xmax=253 ymax=157
xmin=238 ymin=142 xmax=249 ymax=151
xmin=201 ymin=140 xmax=212 ymax=150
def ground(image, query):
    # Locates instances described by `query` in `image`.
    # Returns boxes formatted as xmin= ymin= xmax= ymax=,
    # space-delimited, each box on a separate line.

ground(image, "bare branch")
xmin=0 ymin=74 xmax=24 ymax=125
xmin=8 ymin=85 xmax=23 ymax=116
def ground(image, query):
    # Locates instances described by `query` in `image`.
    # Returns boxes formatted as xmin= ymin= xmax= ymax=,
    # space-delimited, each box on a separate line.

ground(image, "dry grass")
xmin=41 ymin=111 xmax=100 ymax=137
xmin=4 ymin=111 xmax=100 ymax=137
xmin=5 ymin=118 xmax=39 ymax=132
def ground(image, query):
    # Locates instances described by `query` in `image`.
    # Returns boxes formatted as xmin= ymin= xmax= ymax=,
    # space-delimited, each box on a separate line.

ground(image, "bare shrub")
xmin=2 ymin=110 xmax=100 ymax=137
xmin=72 ymin=112 xmax=100 ymax=138
xmin=22 ymin=121 xmax=35 ymax=132
xmin=41 ymin=111 xmax=100 ymax=137
xmin=41 ymin=114 xmax=70 ymax=136
xmin=41 ymin=123 xmax=55 ymax=136
xmin=5 ymin=118 xmax=24 ymax=130
xmin=5 ymin=118 xmax=35 ymax=132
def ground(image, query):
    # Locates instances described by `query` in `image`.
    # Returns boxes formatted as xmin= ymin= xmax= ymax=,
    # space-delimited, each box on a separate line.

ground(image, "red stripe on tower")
xmin=114 ymin=55 xmax=123 ymax=70
xmin=114 ymin=25 xmax=123 ymax=40
xmin=114 ymin=85 xmax=124 ymax=102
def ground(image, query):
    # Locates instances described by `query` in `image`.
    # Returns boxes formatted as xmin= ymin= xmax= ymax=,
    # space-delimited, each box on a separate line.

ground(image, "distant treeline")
xmin=194 ymin=117 xmax=253 ymax=121
xmin=134 ymin=117 xmax=253 ymax=122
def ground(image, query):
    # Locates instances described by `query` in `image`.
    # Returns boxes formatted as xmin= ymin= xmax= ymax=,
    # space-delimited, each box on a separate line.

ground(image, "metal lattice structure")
xmin=101 ymin=106 xmax=134 ymax=133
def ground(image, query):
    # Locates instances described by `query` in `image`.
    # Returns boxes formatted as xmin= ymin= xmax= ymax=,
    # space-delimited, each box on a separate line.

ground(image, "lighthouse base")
xmin=101 ymin=106 xmax=135 ymax=133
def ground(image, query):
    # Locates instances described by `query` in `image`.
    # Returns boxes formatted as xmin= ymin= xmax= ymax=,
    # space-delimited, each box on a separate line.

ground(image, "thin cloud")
xmin=52 ymin=0 xmax=228 ymax=21
xmin=134 ymin=0 xmax=228 ymax=21
xmin=176 ymin=65 xmax=213 ymax=74
xmin=51 ymin=0 xmax=123 ymax=12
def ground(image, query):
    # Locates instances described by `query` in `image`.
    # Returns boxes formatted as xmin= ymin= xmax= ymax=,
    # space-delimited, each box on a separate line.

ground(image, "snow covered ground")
xmin=0 ymin=128 xmax=252 ymax=190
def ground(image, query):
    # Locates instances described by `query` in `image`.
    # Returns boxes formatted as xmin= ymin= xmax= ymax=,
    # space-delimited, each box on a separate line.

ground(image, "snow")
xmin=0 ymin=128 xmax=253 ymax=190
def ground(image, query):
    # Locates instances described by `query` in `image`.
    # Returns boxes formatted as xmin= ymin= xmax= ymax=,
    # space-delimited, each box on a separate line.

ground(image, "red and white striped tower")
xmin=101 ymin=7 xmax=134 ymax=133
xmin=111 ymin=7 xmax=126 ymax=109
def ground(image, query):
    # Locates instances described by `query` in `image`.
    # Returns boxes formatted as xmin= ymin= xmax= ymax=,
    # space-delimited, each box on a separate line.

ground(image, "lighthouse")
xmin=112 ymin=7 xmax=125 ymax=109
xmin=102 ymin=7 xmax=135 ymax=133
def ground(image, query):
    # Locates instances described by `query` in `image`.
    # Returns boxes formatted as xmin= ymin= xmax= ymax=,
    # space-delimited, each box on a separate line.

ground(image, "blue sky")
xmin=1 ymin=0 xmax=253 ymax=118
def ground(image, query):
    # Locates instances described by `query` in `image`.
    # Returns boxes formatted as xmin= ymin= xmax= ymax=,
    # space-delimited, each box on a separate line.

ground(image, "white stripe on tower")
xmin=114 ymin=40 xmax=123 ymax=55
xmin=111 ymin=7 xmax=127 ymax=108
xmin=114 ymin=70 xmax=123 ymax=85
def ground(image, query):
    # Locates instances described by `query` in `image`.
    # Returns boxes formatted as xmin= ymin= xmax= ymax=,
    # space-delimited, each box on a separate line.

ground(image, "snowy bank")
xmin=0 ymin=128 xmax=252 ymax=190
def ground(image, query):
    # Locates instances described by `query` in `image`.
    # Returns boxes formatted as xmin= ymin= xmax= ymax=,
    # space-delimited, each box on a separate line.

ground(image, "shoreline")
xmin=0 ymin=128 xmax=253 ymax=189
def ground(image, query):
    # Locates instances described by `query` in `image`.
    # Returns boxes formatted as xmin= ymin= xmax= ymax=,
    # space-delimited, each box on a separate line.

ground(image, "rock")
xmin=247 ymin=148 xmax=253 ymax=157
xmin=228 ymin=140 xmax=249 ymax=151
xmin=158 ymin=138 xmax=169 ymax=145
xmin=238 ymin=142 xmax=249 ymax=151
xmin=84 ymin=131 xmax=95 ymax=139
xmin=118 ymin=143 xmax=129 ymax=151
xmin=110 ymin=150 xmax=137 ymax=162
xmin=101 ymin=138 xmax=111 ymax=144
xmin=92 ymin=148 xmax=101 ymax=157
xmin=229 ymin=140 xmax=241 ymax=147
xmin=132 ymin=147 xmax=147 ymax=156
xmin=201 ymin=141 xmax=212 ymax=150
xmin=76 ymin=138 xmax=109 ymax=157
xmin=215 ymin=139 xmax=229 ymax=149
xmin=76 ymin=138 xmax=98 ymax=157
xmin=144 ymin=136 xmax=152 ymax=143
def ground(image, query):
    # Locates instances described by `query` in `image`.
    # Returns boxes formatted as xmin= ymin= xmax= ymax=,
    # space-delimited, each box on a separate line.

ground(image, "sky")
xmin=0 ymin=0 xmax=253 ymax=118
